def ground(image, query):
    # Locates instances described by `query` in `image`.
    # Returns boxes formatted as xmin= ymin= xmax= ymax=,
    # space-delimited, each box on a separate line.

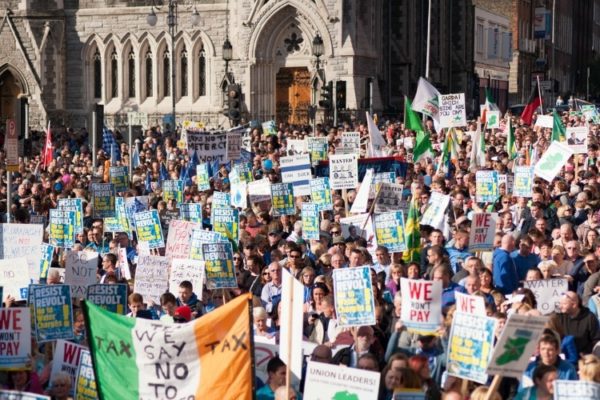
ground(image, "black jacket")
xmin=556 ymin=307 xmax=600 ymax=354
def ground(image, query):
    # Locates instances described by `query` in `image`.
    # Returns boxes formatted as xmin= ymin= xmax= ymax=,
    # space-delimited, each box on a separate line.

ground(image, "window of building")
xmin=163 ymin=50 xmax=171 ymax=97
xmin=93 ymin=49 xmax=101 ymax=99
xmin=145 ymin=50 xmax=153 ymax=97
xmin=110 ymin=49 xmax=118 ymax=99
xmin=128 ymin=50 xmax=136 ymax=98
xmin=198 ymin=48 xmax=206 ymax=96
xmin=181 ymin=47 xmax=188 ymax=97
xmin=476 ymin=22 xmax=484 ymax=53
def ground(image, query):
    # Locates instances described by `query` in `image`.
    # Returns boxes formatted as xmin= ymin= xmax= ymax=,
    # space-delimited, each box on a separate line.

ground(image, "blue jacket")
xmin=493 ymin=248 xmax=519 ymax=295
xmin=446 ymin=245 xmax=473 ymax=274
xmin=510 ymin=251 xmax=541 ymax=281
xmin=523 ymin=358 xmax=577 ymax=388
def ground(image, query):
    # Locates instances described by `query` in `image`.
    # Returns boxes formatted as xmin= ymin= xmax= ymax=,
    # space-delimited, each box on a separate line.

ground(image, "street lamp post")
xmin=312 ymin=34 xmax=324 ymax=132
xmin=147 ymin=1 xmax=200 ymax=130
xmin=223 ymin=38 xmax=233 ymax=81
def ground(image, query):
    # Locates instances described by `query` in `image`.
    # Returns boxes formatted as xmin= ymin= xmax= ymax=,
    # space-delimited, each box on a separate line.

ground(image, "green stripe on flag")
xmin=83 ymin=301 xmax=139 ymax=400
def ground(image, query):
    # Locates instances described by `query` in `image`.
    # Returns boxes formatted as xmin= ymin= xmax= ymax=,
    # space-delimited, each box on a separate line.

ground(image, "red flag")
xmin=42 ymin=122 xmax=53 ymax=169
xmin=521 ymin=82 xmax=542 ymax=125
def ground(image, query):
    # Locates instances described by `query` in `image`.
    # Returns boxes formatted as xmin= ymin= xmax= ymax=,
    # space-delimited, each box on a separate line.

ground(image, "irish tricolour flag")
xmin=83 ymin=294 xmax=253 ymax=399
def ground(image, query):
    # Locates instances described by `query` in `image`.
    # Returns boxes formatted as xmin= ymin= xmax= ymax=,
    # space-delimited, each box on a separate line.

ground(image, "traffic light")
xmin=225 ymin=84 xmax=242 ymax=125
xmin=319 ymin=81 xmax=333 ymax=110
xmin=336 ymin=80 xmax=346 ymax=110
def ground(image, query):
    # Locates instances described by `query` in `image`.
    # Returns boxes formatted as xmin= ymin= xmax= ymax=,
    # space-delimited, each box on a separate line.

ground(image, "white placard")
xmin=455 ymin=292 xmax=487 ymax=316
xmin=280 ymin=269 xmax=304 ymax=382
xmin=330 ymin=153 xmax=359 ymax=190
xmin=534 ymin=141 xmax=574 ymax=182
xmin=487 ymin=111 xmax=501 ymax=129
xmin=0 ymin=308 xmax=31 ymax=370
xmin=133 ymin=255 xmax=170 ymax=304
xmin=399 ymin=278 xmax=443 ymax=334
xmin=468 ymin=213 xmax=497 ymax=252
xmin=304 ymin=361 xmax=380 ymax=400
xmin=165 ymin=220 xmax=199 ymax=260
xmin=553 ymin=380 xmax=600 ymax=400
xmin=523 ymin=278 xmax=568 ymax=315
xmin=566 ymin=126 xmax=588 ymax=154
xmin=169 ymin=258 xmax=205 ymax=296
xmin=421 ymin=192 xmax=450 ymax=229
xmin=50 ymin=339 xmax=86 ymax=392
xmin=0 ymin=258 xmax=30 ymax=301
xmin=280 ymin=154 xmax=312 ymax=196
xmin=65 ymin=251 xmax=98 ymax=298
xmin=440 ymin=93 xmax=467 ymax=128
xmin=0 ymin=224 xmax=44 ymax=283
xmin=535 ymin=114 xmax=554 ymax=128
xmin=350 ymin=168 xmax=373 ymax=214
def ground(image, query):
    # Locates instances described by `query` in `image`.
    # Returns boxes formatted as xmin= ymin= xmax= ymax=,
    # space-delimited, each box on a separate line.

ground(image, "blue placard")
xmin=58 ymin=198 xmax=83 ymax=234
xmin=39 ymin=243 xmax=55 ymax=281
xmin=189 ymin=229 xmax=228 ymax=260
xmin=109 ymin=166 xmax=129 ymax=193
xmin=333 ymin=266 xmax=376 ymax=327
xmin=271 ymin=182 xmax=295 ymax=216
xmin=31 ymin=284 xmax=74 ymax=342
xmin=91 ymin=183 xmax=116 ymax=218
xmin=86 ymin=284 xmax=128 ymax=315
xmin=180 ymin=203 xmax=203 ymax=223
xmin=310 ymin=177 xmax=333 ymax=211
xmin=374 ymin=211 xmax=407 ymax=253
xmin=202 ymin=242 xmax=237 ymax=289
xmin=134 ymin=210 xmax=165 ymax=249
xmin=49 ymin=209 xmax=76 ymax=248
xmin=104 ymin=196 xmax=130 ymax=234
xmin=212 ymin=191 xmax=231 ymax=208
xmin=301 ymin=203 xmax=320 ymax=240
xmin=475 ymin=170 xmax=499 ymax=203
xmin=211 ymin=208 xmax=239 ymax=242
xmin=196 ymin=163 xmax=211 ymax=191
xmin=162 ymin=179 xmax=184 ymax=204
xmin=75 ymin=350 xmax=97 ymax=400
xmin=124 ymin=196 xmax=148 ymax=232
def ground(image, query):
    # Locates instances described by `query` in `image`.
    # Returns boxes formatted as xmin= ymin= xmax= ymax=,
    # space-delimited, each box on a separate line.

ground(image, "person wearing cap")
xmin=267 ymin=226 xmax=283 ymax=251
xmin=173 ymin=306 xmax=192 ymax=323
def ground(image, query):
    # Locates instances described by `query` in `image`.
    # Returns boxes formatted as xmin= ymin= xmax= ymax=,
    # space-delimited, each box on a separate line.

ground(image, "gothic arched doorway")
xmin=276 ymin=67 xmax=311 ymax=124
xmin=0 ymin=70 xmax=23 ymax=125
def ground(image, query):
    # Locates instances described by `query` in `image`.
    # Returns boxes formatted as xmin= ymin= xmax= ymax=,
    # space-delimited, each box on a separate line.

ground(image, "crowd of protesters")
xmin=2 ymin=104 xmax=600 ymax=400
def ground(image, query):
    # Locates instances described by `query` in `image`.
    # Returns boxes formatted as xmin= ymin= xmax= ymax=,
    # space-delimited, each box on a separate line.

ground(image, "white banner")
xmin=65 ymin=251 xmax=98 ymax=298
xmin=440 ymin=93 xmax=467 ymax=128
xmin=280 ymin=154 xmax=312 ymax=196
xmin=523 ymin=278 xmax=568 ymax=314
xmin=330 ymin=153 xmax=358 ymax=190
xmin=304 ymin=361 xmax=380 ymax=400
xmin=534 ymin=141 xmax=573 ymax=182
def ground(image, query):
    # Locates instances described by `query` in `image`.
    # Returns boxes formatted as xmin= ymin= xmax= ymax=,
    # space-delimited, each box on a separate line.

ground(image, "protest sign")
xmin=91 ymin=183 xmax=116 ymax=218
xmin=486 ymin=314 xmax=547 ymax=378
xmin=212 ymin=191 xmax=231 ymax=208
xmin=535 ymin=114 xmax=554 ymax=129
xmin=75 ymin=350 xmax=97 ymax=400
xmin=476 ymin=170 xmax=499 ymax=203
xmin=162 ymin=180 xmax=184 ymax=204
xmin=117 ymin=247 xmax=131 ymax=280
xmin=374 ymin=182 xmax=404 ymax=213
xmin=86 ymin=284 xmax=128 ymax=315
xmin=339 ymin=131 xmax=361 ymax=154
xmin=133 ymin=255 xmax=170 ymax=304
xmin=212 ymin=207 xmax=239 ymax=242
xmin=179 ymin=203 xmax=203 ymax=223
xmin=310 ymin=177 xmax=333 ymax=211
xmin=39 ymin=243 xmax=55 ymax=282
xmin=513 ymin=166 xmax=534 ymax=198
xmin=350 ymin=169 xmax=373 ymax=214
xmin=262 ymin=120 xmax=277 ymax=135
xmin=231 ymin=181 xmax=248 ymax=209
xmin=455 ymin=292 xmax=486 ymax=316
xmin=280 ymin=269 xmax=304 ymax=381
xmin=124 ymin=196 xmax=148 ymax=232
xmin=286 ymin=139 xmax=307 ymax=155
xmin=468 ymin=213 xmax=497 ymax=252
xmin=447 ymin=312 xmax=497 ymax=384
xmin=440 ymin=93 xmax=467 ymax=128
xmin=189 ymin=229 xmax=227 ymax=260
xmin=0 ymin=223 xmax=44 ymax=283
xmin=280 ymin=154 xmax=312 ymax=196
xmin=301 ymin=203 xmax=320 ymax=240
xmin=370 ymin=172 xmax=396 ymax=199
xmin=50 ymin=339 xmax=85 ymax=392
xmin=330 ymin=153 xmax=359 ymax=190
xmin=400 ymin=278 xmax=442 ymax=334
xmin=58 ymin=198 xmax=83 ymax=235
xmin=32 ymin=284 xmax=74 ymax=342
xmin=134 ymin=210 xmax=165 ymax=249
xmin=202 ymin=242 xmax=237 ymax=289
xmin=103 ymin=197 xmax=130 ymax=233
xmin=421 ymin=192 xmax=450 ymax=229
xmin=374 ymin=211 xmax=407 ymax=253
xmin=232 ymin=163 xmax=253 ymax=183
xmin=0 ymin=391 xmax=50 ymax=400
xmin=0 ymin=308 xmax=31 ymax=370
xmin=49 ymin=209 xmax=76 ymax=248
xmin=553 ymin=380 xmax=600 ymax=400
xmin=165 ymin=219 xmax=199 ymax=259
xmin=523 ymin=278 xmax=568 ymax=314
xmin=109 ymin=166 xmax=129 ymax=193
xmin=333 ymin=267 xmax=376 ymax=327
xmin=65 ymin=251 xmax=98 ymax=298
xmin=186 ymin=130 xmax=227 ymax=163
xmin=304 ymin=361 xmax=380 ymax=400
xmin=566 ymin=126 xmax=588 ymax=154
xmin=307 ymin=137 xmax=328 ymax=164
xmin=0 ymin=258 xmax=30 ymax=301
xmin=487 ymin=111 xmax=501 ymax=129
xmin=340 ymin=214 xmax=378 ymax=256
xmin=196 ymin=163 xmax=211 ymax=191
xmin=271 ymin=182 xmax=296 ymax=216
xmin=169 ymin=258 xmax=205 ymax=295
xmin=248 ymin=178 xmax=272 ymax=202
xmin=393 ymin=390 xmax=426 ymax=400
xmin=227 ymin=129 xmax=242 ymax=161
xmin=534 ymin=141 xmax=574 ymax=182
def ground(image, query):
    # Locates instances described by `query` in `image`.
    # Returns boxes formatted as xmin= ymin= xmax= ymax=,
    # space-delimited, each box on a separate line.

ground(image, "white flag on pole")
xmin=412 ymin=77 xmax=441 ymax=132
xmin=366 ymin=112 xmax=386 ymax=157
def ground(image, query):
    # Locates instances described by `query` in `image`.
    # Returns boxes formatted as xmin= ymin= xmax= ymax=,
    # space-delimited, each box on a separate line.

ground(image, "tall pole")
xmin=169 ymin=0 xmax=177 ymax=131
xmin=6 ymin=171 xmax=11 ymax=223
xmin=587 ymin=67 xmax=590 ymax=101
xmin=92 ymin=111 xmax=97 ymax=176
xmin=24 ymin=100 xmax=29 ymax=164
xmin=128 ymin=123 xmax=133 ymax=181
xmin=551 ymin=0 xmax=556 ymax=107
xmin=333 ymin=79 xmax=338 ymax=127
xmin=425 ymin=0 xmax=432 ymax=79
xmin=369 ymin=78 xmax=374 ymax=116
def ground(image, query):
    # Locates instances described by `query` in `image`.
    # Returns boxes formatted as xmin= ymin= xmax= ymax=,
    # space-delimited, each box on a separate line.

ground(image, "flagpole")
xmin=425 ymin=0 xmax=432 ymax=79
xmin=6 ymin=170 xmax=11 ymax=223
xmin=128 ymin=122 xmax=133 ymax=182
xmin=536 ymin=75 xmax=544 ymax=114
xmin=285 ymin=272 xmax=294 ymax=400
xmin=92 ymin=110 xmax=97 ymax=176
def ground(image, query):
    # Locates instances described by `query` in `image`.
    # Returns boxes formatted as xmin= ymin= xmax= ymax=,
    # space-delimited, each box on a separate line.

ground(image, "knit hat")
xmin=174 ymin=306 xmax=192 ymax=322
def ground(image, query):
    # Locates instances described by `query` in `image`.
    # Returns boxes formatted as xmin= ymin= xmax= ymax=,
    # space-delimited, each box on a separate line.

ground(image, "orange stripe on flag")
xmin=195 ymin=294 xmax=253 ymax=399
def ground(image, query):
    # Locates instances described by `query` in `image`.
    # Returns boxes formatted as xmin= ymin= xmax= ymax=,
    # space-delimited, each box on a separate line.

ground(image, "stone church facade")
xmin=0 ymin=0 xmax=384 ymax=130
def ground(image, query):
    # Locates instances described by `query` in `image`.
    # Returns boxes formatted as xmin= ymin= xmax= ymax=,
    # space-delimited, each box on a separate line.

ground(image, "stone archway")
xmin=276 ymin=67 xmax=311 ymax=124
xmin=0 ymin=70 xmax=24 ymax=124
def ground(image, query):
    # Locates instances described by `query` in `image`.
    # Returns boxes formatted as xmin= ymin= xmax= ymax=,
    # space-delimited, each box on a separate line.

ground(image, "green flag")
xmin=551 ymin=110 xmax=566 ymax=142
xmin=402 ymin=199 xmax=421 ymax=263
xmin=505 ymin=117 xmax=517 ymax=160
xmin=405 ymin=97 xmax=433 ymax=162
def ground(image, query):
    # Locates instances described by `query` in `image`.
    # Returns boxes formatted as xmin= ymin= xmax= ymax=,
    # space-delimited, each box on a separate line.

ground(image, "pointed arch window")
xmin=110 ymin=49 xmax=118 ymax=99
xmin=198 ymin=48 xmax=206 ymax=96
xmin=181 ymin=47 xmax=188 ymax=97
xmin=93 ymin=49 xmax=101 ymax=99
xmin=145 ymin=50 xmax=153 ymax=97
xmin=163 ymin=50 xmax=171 ymax=97
xmin=128 ymin=50 xmax=136 ymax=98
